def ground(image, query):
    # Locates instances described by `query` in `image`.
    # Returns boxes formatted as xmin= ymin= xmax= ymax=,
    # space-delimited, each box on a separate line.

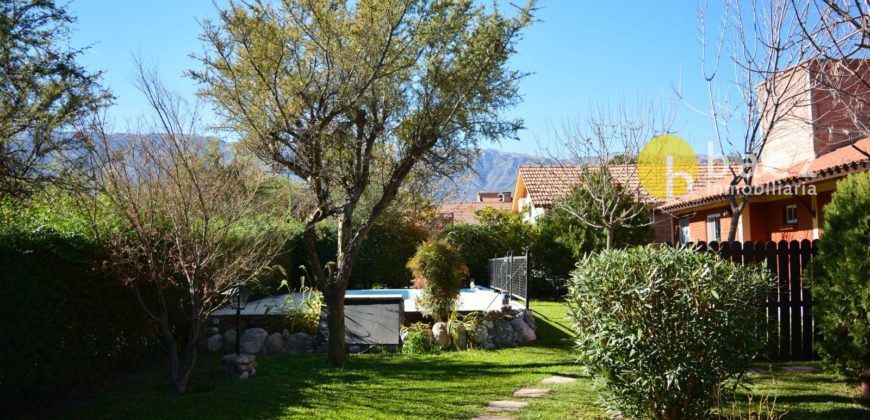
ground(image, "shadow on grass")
xmin=59 ymin=305 xmax=583 ymax=420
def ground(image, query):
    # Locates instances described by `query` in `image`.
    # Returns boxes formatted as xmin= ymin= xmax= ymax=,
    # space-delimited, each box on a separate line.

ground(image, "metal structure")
xmin=487 ymin=250 xmax=531 ymax=309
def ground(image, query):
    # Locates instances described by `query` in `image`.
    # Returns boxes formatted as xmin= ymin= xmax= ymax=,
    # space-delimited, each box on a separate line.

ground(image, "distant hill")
xmin=446 ymin=148 xmax=554 ymax=201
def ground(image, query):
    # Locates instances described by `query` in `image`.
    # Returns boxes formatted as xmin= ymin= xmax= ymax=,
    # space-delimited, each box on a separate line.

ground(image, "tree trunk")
xmin=325 ymin=289 xmax=348 ymax=366
xmin=605 ymin=227 xmax=614 ymax=249
xmin=862 ymin=376 xmax=870 ymax=398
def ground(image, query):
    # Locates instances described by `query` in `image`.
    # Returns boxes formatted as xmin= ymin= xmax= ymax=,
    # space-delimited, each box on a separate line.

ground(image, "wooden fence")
xmin=687 ymin=240 xmax=819 ymax=361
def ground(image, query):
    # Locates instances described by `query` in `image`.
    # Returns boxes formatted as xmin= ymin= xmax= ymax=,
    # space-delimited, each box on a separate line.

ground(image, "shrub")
xmin=566 ymin=246 xmax=772 ymax=419
xmin=0 ymin=194 xmax=159 ymax=412
xmin=401 ymin=322 xmax=438 ymax=355
xmin=814 ymin=171 xmax=870 ymax=395
xmin=407 ymin=240 xmax=468 ymax=322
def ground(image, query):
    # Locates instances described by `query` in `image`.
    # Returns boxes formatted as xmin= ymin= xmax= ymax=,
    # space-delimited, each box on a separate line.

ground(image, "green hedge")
xmin=0 ymin=233 xmax=160 ymax=412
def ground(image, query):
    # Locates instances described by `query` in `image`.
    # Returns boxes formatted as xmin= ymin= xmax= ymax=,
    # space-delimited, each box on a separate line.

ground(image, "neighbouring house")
xmin=656 ymin=60 xmax=870 ymax=244
xmin=437 ymin=191 xmax=513 ymax=225
xmin=511 ymin=164 xmax=727 ymax=225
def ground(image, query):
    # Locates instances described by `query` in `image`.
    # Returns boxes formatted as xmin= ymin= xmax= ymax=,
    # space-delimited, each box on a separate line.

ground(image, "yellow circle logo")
xmin=637 ymin=135 xmax=697 ymax=200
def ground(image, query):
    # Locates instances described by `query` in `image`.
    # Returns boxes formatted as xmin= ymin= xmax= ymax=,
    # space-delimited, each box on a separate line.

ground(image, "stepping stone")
xmin=541 ymin=375 xmax=576 ymax=384
xmin=513 ymin=388 xmax=550 ymax=397
xmin=747 ymin=367 xmax=770 ymax=374
xmin=486 ymin=401 xmax=528 ymax=411
xmin=782 ymin=365 xmax=820 ymax=373
xmin=472 ymin=417 xmax=515 ymax=420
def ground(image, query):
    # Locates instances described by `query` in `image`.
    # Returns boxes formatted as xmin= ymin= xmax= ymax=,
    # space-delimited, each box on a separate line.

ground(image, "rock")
xmin=349 ymin=345 xmax=363 ymax=354
xmin=223 ymin=329 xmax=237 ymax=352
xmin=285 ymin=332 xmax=315 ymax=353
xmin=206 ymin=334 xmax=223 ymax=352
xmin=432 ymin=322 xmax=449 ymax=349
xmin=484 ymin=340 xmax=497 ymax=350
xmin=221 ymin=354 xmax=257 ymax=379
xmin=400 ymin=328 xmax=409 ymax=343
xmin=511 ymin=317 xmax=536 ymax=344
xmin=205 ymin=326 xmax=220 ymax=336
xmin=483 ymin=320 xmax=494 ymax=330
xmin=522 ymin=310 xmax=536 ymax=330
xmin=240 ymin=328 xmax=268 ymax=354
xmin=456 ymin=323 xmax=467 ymax=350
xmin=265 ymin=332 xmax=285 ymax=353
xmin=493 ymin=320 xmax=515 ymax=348
xmin=474 ymin=324 xmax=489 ymax=346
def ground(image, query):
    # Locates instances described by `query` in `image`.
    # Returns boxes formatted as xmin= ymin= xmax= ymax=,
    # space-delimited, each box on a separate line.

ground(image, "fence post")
xmin=525 ymin=249 xmax=531 ymax=311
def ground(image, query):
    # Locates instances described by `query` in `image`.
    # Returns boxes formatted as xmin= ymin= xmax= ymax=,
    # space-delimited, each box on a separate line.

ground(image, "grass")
xmin=51 ymin=301 xmax=870 ymax=419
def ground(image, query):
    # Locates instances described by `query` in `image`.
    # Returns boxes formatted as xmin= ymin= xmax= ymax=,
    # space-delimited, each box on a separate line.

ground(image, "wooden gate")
xmin=689 ymin=240 xmax=819 ymax=361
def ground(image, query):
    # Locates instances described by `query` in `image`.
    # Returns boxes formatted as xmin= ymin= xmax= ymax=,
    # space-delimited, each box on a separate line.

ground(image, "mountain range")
xmin=446 ymin=148 xmax=555 ymax=201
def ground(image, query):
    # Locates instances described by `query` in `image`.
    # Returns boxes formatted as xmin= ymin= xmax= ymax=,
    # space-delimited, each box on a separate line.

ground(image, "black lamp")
xmin=223 ymin=283 xmax=252 ymax=355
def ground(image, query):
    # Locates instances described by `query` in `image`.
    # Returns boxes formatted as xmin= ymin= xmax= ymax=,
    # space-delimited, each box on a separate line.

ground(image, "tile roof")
xmin=437 ymin=201 xmax=512 ymax=225
xmin=518 ymin=163 xmax=737 ymax=208
xmin=658 ymin=137 xmax=870 ymax=211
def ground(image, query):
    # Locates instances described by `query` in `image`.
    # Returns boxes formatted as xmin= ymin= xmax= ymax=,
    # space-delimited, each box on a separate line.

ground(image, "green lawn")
xmin=54 ymin=301 xmax=869 ymax=419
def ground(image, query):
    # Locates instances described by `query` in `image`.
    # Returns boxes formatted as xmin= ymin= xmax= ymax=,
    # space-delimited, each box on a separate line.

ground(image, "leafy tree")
xmin=0 ymin=0 xmax=110 ymax=196
xmin=193 ymin=0 xmax=534 ymax=365
xmin=550 ymin=181 xmax=653 ymax=251
xmin=814 ymin=171 xmax=870 ymax=397
xmin=407 ymin=239 xmax=467 ymax=322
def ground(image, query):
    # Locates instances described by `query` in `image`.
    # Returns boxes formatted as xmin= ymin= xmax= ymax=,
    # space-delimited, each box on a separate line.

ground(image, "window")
xmin=678 ymin=218 xmax=691 ymax=244
xmin=706 ymin=214 xmax=721 ymax=242
xmin=784 ymin=204 xmax=798 ymax=224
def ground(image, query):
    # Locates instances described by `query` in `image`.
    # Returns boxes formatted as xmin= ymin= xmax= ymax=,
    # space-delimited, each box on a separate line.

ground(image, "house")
xmin=511 ymin=164 xmax=728 ymax=225
xmin=437 ymin=191 xmax=513 ymax=225
xmin=655 ymin=60 xmax=870 ymax=244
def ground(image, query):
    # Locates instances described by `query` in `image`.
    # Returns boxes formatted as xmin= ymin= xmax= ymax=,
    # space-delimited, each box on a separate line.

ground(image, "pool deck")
xmin=212 ymin=286 xmax=525 ymax=317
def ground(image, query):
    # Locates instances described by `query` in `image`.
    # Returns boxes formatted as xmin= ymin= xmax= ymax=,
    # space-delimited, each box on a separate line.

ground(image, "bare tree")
xmin=546 ymin=100 xmax=671 ymax=249
xmin=695 ymin=0 xmax=817 ymax=241
xmin=192 ymin=0 xmax=534 ymax=365
xmin=85 ymin=66 xmax=285 ymax=393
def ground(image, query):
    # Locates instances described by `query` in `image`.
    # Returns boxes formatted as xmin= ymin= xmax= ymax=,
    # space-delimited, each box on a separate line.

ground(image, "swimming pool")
xmin=212 ymin=285 xmax=522 ymax=317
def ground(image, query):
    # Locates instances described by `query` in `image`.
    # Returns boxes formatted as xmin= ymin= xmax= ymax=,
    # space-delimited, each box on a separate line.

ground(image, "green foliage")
xmin=407 ymin=240 xmax=468 ymax=322
xmin=0 ymin=0 xmax=110 ymax=196
xmin=814 ymin=172 xmax=870 ymax=383
xmin=0 ymin=193 xmax=158 ymax=412
xmin=401 ymin=322 xmax=438 ymax=355
xmin=265 ymin=278 xmax=323 ymax=336
xmin=441 ymin=208 xmax=536 ymax=283
xmin=551 ymin=179 xmax=653 ymax=251
xmin=566 ymin=246 xmax=772 ymax=419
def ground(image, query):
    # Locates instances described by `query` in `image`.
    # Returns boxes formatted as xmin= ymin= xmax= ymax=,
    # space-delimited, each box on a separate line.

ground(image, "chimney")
xmin=501 ymin=191 xmax=512 ymax=202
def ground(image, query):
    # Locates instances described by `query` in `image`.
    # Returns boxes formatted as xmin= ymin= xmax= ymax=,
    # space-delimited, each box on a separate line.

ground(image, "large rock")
xmin=223 ymin=329 xmax=237 ymax=353
xmin=285 ymin=332 xmax=315 ymax=353
xmin=432 ymin=322 xmax=449 ymax=349
xmin=205 ymin=326 xmax=220 ymax=336
xmin=474 ymin=324 xmax=489 ymax=346
xmin=240 ymin=328 xmax=268 ymax=354
xmin=206 ymin=334 xmax=223 ymax=352
xmin=265 ymin=332 xmax=285 ymax=353
xmin=523 ymin=310 xmax=536 ymax=330
xmin=493 ymin=319 xmax=516 ymax=348
xmin=511 ymin=317 xmax=536 ymax=344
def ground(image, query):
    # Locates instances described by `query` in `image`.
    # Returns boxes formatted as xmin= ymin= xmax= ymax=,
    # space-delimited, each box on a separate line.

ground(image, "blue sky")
xmin=68 ymin=1 xmax=721 ymax=155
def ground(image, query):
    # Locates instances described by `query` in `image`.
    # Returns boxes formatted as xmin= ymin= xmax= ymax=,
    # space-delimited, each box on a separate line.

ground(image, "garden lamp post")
xmin=223 ymin=283 xmax=252 ymax=355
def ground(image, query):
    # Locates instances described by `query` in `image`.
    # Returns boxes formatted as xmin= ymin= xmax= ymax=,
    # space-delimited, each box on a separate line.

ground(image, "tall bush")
xmin=566 ymin=246 xmax=772 ymax=419
xmin=0 ymin=193 xmax=158 ymax=412
xmin=814 ymin=172 xmax=870 ymax=396
xmin=407 ymin=240 xmax=468 ymax=322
